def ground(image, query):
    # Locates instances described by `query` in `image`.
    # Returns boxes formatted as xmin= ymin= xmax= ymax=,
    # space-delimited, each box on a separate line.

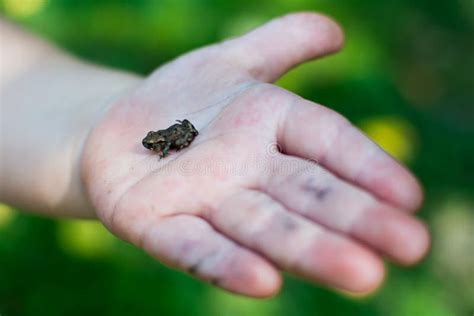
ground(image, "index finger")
xmin=278 ymin=94 xmax=423 ymax=211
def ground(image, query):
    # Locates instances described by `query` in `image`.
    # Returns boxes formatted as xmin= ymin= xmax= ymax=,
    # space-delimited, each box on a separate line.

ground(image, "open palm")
xmin=82 ymin=13 xmax=429 ymax=297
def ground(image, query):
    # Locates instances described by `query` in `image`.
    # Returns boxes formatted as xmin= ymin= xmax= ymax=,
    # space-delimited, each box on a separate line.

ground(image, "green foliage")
xmin=1 ymin=0 xmax=473 ymax=315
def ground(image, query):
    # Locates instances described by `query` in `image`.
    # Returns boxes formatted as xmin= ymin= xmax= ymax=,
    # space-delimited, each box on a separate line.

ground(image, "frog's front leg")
xmin=160 ymin=142 xmax=171 ymax=158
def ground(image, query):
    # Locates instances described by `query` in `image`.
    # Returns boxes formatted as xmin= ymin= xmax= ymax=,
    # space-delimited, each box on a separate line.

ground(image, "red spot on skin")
xmin=180 ymin=240 xmax=200 ymax=256
xmin=233 ymin=110 xmax=262 ymax=127
xmin=161 ymin=177 xmax=184 ymax=191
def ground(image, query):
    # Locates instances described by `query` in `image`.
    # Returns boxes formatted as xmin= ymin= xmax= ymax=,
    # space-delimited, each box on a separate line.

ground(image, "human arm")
xmin=0 ymin=19 xmax=141 ymax=217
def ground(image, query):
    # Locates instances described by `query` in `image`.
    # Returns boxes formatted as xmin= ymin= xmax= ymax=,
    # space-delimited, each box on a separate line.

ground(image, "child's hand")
xmin=82 ymin=13 xmax=429 ymax=297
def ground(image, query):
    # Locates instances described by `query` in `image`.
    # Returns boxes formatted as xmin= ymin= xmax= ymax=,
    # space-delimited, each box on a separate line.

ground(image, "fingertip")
xmin=309 ymin=235 xmax=385 ymax=294
xmin=340 ymin=248 xmax=385 ymax=294
xmin=310 ymin=13 xmax=345 ymax=52
xmin=250 ymin=262 xmax=282 ymax=298
xmin=368 ymin=160 xmax=424 ymax=212
xmin=219 ymin=253 xmax=282 ymax=298
xmin=395 ymin=219 xmax=431 ymax=266
xmin=352 ymin=205 xmax=431 ymax=266
xmin=405 ymin=174 xmax=424 ymax=211
xmin=281 ymin=12 xmax=345 ymax=55
xmin=391 ymin=166 xmax=424 ymax=211
xmin=324 ymin=15 xmax=345 ymax=52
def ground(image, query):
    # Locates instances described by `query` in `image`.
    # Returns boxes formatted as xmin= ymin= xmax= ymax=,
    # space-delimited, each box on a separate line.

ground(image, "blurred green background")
xmin=0 ymin=0 xmax=473 ymax=315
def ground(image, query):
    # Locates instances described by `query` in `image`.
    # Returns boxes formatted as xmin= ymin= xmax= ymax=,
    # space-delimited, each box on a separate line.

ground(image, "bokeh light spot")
xmin=3 ymin=0 xmax=47 ymax=18
xmin=57 ymin=219 xmax=115 ymax=258
xmin=431 ymin=194 xmax=474 ymax=307
xmin=360 ymin=116 xmax=418 ymax=163
xmin=0 ymin=203 xmax=15 ymax=228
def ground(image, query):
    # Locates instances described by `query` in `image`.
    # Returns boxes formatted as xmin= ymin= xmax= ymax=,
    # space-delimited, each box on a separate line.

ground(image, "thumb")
xmin=222 ymin=12 xmax=344 ymax=82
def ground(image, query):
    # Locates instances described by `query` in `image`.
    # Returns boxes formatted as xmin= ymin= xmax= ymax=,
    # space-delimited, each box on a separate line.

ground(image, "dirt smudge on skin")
xmin=301 ymin=177 xmax=331 ymax=201
xmin=282 ymin=215 xmax=299 ymax=232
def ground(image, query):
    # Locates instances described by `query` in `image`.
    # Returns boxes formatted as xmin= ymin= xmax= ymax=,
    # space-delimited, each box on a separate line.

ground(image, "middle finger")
xmin=259 ymin=154 xmax=429 ymax=265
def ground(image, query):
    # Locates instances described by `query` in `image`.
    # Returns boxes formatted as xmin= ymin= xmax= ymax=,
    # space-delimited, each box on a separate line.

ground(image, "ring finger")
xmin=208 ymin=189 xmax=384 ymax=293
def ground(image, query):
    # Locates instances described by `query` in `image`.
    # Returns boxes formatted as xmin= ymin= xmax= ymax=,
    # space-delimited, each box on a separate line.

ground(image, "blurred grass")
xmin=1 ymin=0 xmax=473 ymax=315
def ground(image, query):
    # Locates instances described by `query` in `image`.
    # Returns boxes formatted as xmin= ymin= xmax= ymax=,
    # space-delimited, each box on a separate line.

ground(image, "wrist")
xmin=73 ymin=68 xmax=143 ymax=218
xmin=58 ymin=61 xmax=144 ymax=218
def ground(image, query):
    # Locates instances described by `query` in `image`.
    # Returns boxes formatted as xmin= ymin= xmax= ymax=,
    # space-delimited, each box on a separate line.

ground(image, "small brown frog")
xmin=142 ymin=119 xmax=199 ymax=158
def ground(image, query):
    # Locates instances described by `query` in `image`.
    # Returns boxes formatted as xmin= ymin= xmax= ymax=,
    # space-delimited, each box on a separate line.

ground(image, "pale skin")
xmin=0 ymin=13 xmax=429 ymax=297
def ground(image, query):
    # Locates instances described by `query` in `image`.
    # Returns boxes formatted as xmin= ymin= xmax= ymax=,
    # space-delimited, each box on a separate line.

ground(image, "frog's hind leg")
xmin=175 ymin=138 xmax=185 ymax=147
xmin=177 ymin=142 xmax=190 ymax=151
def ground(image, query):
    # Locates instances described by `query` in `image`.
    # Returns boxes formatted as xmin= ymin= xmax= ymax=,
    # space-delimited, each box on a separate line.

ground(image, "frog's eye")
xmin=147 ymin=131 xmax=153 ymax=136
